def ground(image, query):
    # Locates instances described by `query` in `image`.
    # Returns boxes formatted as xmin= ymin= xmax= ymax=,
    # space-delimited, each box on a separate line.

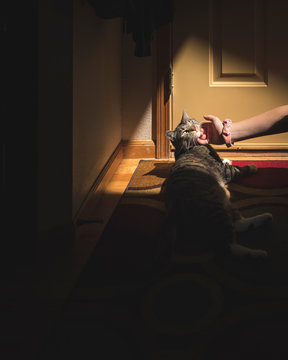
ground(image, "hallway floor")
xmin=3 ymin=154 xmax=288 ymax=359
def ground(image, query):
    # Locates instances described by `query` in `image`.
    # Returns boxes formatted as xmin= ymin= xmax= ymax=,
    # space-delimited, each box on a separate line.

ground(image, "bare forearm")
xmin=230 ymin=105 xmax=288 ymax=142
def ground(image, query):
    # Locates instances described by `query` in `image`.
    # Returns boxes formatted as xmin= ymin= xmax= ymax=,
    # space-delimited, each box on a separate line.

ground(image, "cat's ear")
xmin=181 ymin=109 xmax=190 ymax=123
xmin=165 ymin=130 xmax=176 ymax=142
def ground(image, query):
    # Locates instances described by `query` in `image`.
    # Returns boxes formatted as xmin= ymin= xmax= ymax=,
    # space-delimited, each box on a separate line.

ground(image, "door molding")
xmin=209 ymin=0 xmax=267 ymax=87
xmin=155 ymin=23 xmax=171 ymax=159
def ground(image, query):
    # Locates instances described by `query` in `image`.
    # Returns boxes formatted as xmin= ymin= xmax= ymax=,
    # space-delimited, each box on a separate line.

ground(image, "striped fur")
xmin=162 ymin=111 xmax=271 ymax=260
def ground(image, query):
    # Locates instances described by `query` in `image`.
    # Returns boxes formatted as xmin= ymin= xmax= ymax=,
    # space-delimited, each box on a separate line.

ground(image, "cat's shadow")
xmin=143 ymin=162 xmax=173 ymax=179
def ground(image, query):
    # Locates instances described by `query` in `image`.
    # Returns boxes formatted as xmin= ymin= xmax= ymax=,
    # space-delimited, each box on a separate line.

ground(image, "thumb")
xmin=203 ymin=114 xmax=220 ymax=123
xmin=197 ymin=137 xmax=209 ymax=145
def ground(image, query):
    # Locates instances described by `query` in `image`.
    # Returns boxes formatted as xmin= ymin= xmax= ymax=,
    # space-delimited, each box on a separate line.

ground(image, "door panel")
xmin=172 ymin=0 xmax=288 ymax=149
xmin=210 ymin=0 xmax=266 ymax=86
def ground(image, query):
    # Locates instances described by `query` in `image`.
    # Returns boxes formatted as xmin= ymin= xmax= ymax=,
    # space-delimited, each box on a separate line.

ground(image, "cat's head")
xmin=166 ymin=110 xmax=201 ymax=157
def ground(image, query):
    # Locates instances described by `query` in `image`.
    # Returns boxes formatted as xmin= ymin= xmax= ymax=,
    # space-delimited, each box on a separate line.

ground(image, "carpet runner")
xmin=42 ymin=160 xmax=288 ymax=359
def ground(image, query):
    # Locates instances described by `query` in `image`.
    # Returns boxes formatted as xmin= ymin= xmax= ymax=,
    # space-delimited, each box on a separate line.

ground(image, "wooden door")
xmin=172 ymin=0 xmax=288 ymax=149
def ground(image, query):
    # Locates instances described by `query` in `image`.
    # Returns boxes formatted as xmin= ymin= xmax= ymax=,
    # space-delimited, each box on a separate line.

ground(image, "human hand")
xmin=197 ymin=115 xmax=225 ymax=145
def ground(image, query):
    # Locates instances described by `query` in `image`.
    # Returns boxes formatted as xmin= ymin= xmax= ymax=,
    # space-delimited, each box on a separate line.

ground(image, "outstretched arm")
xmin=198 ymin=105 xmax=288 ymax=146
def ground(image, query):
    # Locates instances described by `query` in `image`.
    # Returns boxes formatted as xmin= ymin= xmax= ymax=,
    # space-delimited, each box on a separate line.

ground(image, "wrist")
xmin=221 ymin=119 xmax=234 ymax=147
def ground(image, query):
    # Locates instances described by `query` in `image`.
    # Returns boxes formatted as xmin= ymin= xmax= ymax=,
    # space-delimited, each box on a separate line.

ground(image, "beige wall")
xmin=73 ymin=1 xmax=154 ymax=215
xmin=122 ymin=33 xmax=154 ymax=140
xmin=73 ymin=0 xmax=123 ymax=216
xmin=38 ymin=0 xmax=154 ymax=225
xmin=173 ymin=0 xmax=288 ymax=148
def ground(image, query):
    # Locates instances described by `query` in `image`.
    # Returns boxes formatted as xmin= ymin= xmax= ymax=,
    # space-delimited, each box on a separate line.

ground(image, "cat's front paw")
xmin=222 ymin=158 xmax=231 ymax=165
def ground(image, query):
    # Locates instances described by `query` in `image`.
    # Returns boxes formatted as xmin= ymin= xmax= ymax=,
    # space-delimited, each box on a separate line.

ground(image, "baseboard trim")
xmin=73 ymin=139 xmax=157 ymax=225
xmin=213 ymin=143 xmax=288 ymax=151
xmin=170 ymin=147 xmax=288 ymax=160
xmin=215 ymin=148 xmax=288 ymax=159
xmin=73 ymin=142 xmax=123 ymax=226
xmin=122 ymin=140 xmax=155 ymax=158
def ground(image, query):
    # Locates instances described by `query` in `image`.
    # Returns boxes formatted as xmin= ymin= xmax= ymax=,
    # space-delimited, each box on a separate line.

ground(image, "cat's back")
xmin=162 ymin=145 xmax=231 ymax=234
xmin=172 ymin=146 xmax=220 ymax=177
xmin=163 ymin=146 xmax=222 ymax=198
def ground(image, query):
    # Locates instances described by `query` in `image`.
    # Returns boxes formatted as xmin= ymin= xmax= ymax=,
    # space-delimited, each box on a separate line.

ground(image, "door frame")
xmin=155 ymin=23 xmax=171 ymax=159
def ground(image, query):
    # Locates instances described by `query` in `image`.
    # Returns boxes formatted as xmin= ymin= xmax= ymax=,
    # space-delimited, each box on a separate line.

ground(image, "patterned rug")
xmin=42 ymin=160 xmax=288 ymax=359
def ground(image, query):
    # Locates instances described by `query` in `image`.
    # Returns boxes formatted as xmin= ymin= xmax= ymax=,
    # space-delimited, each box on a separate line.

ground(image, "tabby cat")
xmin=162 ymin=110 xmax=272 ymax=260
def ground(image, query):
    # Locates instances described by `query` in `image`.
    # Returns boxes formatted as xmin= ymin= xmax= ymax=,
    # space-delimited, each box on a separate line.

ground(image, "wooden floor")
xmin=4 ymin=159 xmax=145 ymax=360
xmin=73 ymin=158 xmax=143 ymax=275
